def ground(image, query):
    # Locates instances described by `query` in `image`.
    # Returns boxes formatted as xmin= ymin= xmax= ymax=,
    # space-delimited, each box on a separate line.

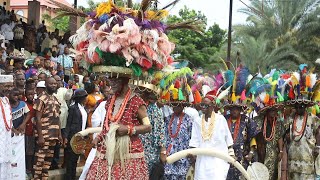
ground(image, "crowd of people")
xmin=0 ymin=52 xmax=320 ymax=180
xmin=0 ymin=1 xmax=320 ymax=180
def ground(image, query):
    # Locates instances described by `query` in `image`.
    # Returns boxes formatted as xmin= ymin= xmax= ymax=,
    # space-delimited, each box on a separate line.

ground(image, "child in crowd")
xmin=24 ymin=88 xmax=36 ymax=176
xmin=9 ymin=88 xmax=31 ymax=180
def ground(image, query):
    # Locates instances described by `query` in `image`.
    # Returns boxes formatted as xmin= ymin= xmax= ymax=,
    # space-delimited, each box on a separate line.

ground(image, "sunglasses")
xmin=200 ymin=103 xmax=211 ymax=109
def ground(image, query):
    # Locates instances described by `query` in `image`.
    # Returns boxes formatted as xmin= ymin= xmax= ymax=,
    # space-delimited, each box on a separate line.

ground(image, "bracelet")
xmin=132 ymin=126 xmax=136 ymax=135
xmin=280 ymin=150 xmax=283 ymax=153
xmin=142 ymin=117 xmax=150 ymax=125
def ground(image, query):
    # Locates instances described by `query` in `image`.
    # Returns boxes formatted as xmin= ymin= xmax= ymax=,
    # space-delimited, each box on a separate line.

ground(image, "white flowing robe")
xmin=189 ymin=113 xmax=233 ymax=180
xmin=0 ymin=97 xmax=12 ymax=180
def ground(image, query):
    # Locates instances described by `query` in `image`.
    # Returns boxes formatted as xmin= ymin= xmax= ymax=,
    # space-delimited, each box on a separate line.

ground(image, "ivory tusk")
xmin=166 ymin=148 xmax=250 ymax=180
xmin=77 ymin=127 xmax=102 ymax=137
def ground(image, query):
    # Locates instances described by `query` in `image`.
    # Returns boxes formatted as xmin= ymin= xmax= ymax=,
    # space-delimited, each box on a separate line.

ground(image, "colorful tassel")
xmin=306 ymin=75 xmax=311 ymax=87
xmin=172 ymin=88 xmax=178 ymax=100
xmin=240 ymin=90 xmax=246 ymax=101
xmin=296 ymin=84 xmax=301 ymax=96
xmin=178 ymin=88 xmax=185 ymax=100
xmin=194 ymin=90 xmax=202 ymax=104
xmin=289 ymin=88 xmax=295 ymax=99
xmin=231 ymin=92 xmax=236 ymax=102
xmin=315 ymin=104 xmax=320 ymax=114
xmin=264 ymin=94 xmax=270 ymax=104
xmin=163 ymin=91 xmax=170 ymax=101
xmin=216 ymin=98 xmax=221 ymax=105
xmin=276 ymin=92 xmax=284 ymax=102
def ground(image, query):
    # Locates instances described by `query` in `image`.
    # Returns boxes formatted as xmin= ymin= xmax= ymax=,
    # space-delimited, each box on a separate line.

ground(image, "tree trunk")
xmin=128 ymin=0 xmax=133 ymax=8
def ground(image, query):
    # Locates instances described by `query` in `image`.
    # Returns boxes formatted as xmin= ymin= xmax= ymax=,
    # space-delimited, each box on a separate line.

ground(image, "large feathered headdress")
xmin=286 ymin=64 xmax=317 ymax=107
xmin=51 ymin=0 xmax=203 ymax=78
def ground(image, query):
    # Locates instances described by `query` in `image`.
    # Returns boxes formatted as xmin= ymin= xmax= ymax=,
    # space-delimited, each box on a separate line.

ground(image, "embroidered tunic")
xmin=288 ymin=114 xmax=318 ymax=180
xmin=225 ymin=114 xmax=260 ymax=180
xmin=86 ymin=94 xmax=149 ymax=180
xmin=164 ymin=113 xmax=193 ymax=180
xmin=256 ymin=116 xmax=285 ymax=180
xmin=140 ymin=103 xmax=166 ymax=173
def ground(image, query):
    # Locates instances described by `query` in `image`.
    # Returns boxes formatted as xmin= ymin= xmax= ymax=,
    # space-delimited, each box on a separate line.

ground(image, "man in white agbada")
xmin=189 ymin=92 xmax=234 ymax=180
xmin=0 ymin=75 xmax=14 ymax=179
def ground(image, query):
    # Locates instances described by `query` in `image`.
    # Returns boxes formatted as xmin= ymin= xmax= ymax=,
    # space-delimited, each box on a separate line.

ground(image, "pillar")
xmin=28 ymin=0 xmax=40 ymax=27
xmin=69 ymin=16 xmax=80 ymax=35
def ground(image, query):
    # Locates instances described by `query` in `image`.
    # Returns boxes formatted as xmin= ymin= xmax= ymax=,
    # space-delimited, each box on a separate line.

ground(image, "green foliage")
xmin=167 ymin=6 xmax=226 ymax=69
xmin=42 ymin=13 xmax=69 ymax=32
xmin=232 ymin=0 xmax=320 ymax=73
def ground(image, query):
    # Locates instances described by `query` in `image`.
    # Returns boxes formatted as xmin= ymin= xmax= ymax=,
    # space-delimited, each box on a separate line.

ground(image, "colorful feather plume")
xmin=223 ymin=70 xmax=234 ymax=88
xmin=246 ymin=77 xmax=271 ymax=97
xmin=172 ymin=60 xmax=189 ymax=69
xmin=312 ymin=80 xmax=320 ymax=101
xmin=235 ymin=66 xmax=250 ymax=95
xmin=160 ymin=67 xmax=193 ymax=89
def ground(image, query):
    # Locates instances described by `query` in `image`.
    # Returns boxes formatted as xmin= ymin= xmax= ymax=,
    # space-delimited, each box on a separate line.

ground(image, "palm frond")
xmin=161 ymin=0 xmax=180 ymax=10
xmin=48 ymin=0 xmax=87 ymax=17
xmin=166 ymin=20 xmax=205 ymax=35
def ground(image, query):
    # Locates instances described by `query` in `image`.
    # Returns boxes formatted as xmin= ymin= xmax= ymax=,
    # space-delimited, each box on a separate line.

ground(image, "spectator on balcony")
xmin=13 ymin=22 xmax=24 ymax=51
xmin=1 ymin=19 xmax=14 ymax=41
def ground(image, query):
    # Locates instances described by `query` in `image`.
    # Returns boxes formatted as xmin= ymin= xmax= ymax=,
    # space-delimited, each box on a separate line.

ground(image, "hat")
xmin=130 ymin=79 xmax=160 ymax=96
xmin=159 ymin=67 xmax=194 ymax=107
xmin=67 ymin=0 xmax=200 ymax=78
xmin=0 ymin=75 xmax=13 ymax=83
xmin=36 ymin=81 xmax=46 ymax=88
xmin=285 ymin=66 xmax=317 ymax=107
xmin=224 ymin=66 xmax=251 ymax=111
xmin=72 ymin=89 xmax=88 ymax=99
xmin=246 ymin=70 xmax=285 ymax=114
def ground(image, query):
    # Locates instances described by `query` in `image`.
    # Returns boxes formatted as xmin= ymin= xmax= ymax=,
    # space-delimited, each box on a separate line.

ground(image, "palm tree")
xmin=236 ymin=35 xmax=304 ymax=73
xmin=234 ymin=0 xmax=320 ymax=68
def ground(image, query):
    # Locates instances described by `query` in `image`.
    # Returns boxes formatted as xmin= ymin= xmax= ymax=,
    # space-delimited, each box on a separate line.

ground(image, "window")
xmin=16 ymin=10 xmax=24 ymax=17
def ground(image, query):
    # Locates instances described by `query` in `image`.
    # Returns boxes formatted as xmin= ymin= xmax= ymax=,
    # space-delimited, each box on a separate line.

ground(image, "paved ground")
xmin=48 ymin=166 xmax=83 ymax=180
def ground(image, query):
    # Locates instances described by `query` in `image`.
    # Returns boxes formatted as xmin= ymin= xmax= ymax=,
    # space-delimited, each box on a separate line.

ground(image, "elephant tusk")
xmin=166 ymin=148 xmax=250 ymax=180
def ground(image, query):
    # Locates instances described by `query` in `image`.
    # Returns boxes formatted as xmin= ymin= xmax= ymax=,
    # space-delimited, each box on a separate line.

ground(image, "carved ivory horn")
xmin=166 ymin=148 xmax=251 ymax=180
xmin=77 ymin=127 xmax=103 ymax=136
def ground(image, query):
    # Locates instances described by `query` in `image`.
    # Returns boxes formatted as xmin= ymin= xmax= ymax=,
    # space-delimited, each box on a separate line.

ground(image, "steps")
xmin=48 ymin=166 xmax=83 ymax=180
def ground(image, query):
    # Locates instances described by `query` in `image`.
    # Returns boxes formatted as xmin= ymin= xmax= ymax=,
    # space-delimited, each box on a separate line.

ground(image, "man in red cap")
xmin=189 ymin=91 xmax=234 ymax=179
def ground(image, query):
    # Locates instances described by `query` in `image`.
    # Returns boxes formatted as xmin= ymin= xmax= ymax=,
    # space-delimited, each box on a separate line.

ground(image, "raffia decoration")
xmin=92 ymin=65 xmax=133 ymax=78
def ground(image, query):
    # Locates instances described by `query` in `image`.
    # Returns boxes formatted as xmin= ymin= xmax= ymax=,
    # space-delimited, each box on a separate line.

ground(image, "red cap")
xmin=204 ymin=90 xmax=217 ymax=101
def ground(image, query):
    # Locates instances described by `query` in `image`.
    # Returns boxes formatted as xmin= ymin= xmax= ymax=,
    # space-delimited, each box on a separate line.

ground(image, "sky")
xmin=67 ymin=0 xmax=251 ymax=29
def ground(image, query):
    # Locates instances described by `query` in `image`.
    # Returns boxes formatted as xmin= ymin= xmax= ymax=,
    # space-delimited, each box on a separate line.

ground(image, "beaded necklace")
xmin=104 ymin=89 xmax=131 ymax=130
xmin=168 ymin=113 xmax=184 ymax=139
xmin=0 ymin=97 xmax=12 ymax=131
xmin=228 ymin=116 xmax=241 ymax=143
xmin=263 ymin=116 xmax=276 ymax=141
xmin=292 ymin=112 xmax=308 ymax=141
xmin=167 ymin=113 xmax=185 ymax=153
xmin=201 ymin=112 xmax=215 ymax=141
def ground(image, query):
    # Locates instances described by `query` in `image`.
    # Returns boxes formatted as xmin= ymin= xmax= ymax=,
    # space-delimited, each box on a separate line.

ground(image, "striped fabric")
xmin=33 ymin=92 xmax=61 ymax=140
xmin=33 ymin=140 xmax=56 ymax=179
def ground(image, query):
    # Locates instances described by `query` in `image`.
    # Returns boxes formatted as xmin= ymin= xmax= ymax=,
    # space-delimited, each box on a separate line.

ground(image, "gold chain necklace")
xmin=201 ymin=112 xmax=215 ymax=141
